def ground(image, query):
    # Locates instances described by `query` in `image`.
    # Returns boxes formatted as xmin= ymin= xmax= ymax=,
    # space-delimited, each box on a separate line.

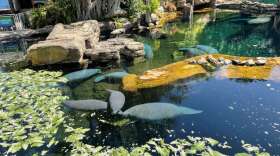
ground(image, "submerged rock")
xmin=107 ymin=89 xmax=125 ymax=114
xmin=94 ymin=71 xmax=128 ymax=83
xmin=121 ymin=103 xmax=202 ymax=120
xmin=64 ymin=100 xmax=108 ymax=111
xmin=64 ymin=69 xmax=101 ymax=82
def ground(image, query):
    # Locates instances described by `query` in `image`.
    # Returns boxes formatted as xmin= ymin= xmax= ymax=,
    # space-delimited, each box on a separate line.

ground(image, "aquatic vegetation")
xmin=144 ymin=43 xmax=154 ymax=59
xmin=107 ymin=89 xmax=125 ymax=114
xmin=120 ymin=103 xmax=202 ymax=120
xmin=64 ymin=69 xmax=101 ymax=82
xmin=64 ymin=100 xmax=108 ymax=111
xmin=0 ymin=69 xmax=68 ymax=154
xmin=94 ymin=71 xmax=128 ymax=83
xmin=123 ymin=61 xmax=207 ymax=91
xmin=0 ymin=69 xmax=273 ymax=155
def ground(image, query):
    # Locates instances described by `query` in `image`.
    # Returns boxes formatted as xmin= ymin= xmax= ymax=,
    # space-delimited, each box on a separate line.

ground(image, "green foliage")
xmin=0 ymin=69 xmax=68 ymax=155
xmin=30 ymin=0 xmax=76 ymax=28
xmin=126 ymin=0 xmax=147 ymax=18
xmin=150 ymin=0 xmax=161 ymax=13
xmin=30 ymin=7 xmax=47 ymax=29
xmin=125 ymin=0 xmax=160 ymax=19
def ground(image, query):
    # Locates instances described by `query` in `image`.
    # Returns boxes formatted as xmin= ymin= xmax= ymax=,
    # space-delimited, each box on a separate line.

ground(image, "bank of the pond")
xmin=123 ymin=54 xmax=280 ymax=91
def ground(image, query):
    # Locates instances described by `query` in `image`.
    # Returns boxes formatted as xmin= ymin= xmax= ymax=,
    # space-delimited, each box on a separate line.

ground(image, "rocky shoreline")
xmin=122 ymin=54 xmax=280 ymax=91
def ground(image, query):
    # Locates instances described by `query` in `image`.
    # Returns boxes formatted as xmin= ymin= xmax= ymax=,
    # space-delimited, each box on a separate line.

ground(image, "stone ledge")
xmin=122 ymin=54 xmax=280 ymax=91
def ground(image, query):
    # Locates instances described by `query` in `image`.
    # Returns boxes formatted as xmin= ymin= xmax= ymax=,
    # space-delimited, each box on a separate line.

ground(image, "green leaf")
xmin=235 ymin=153 xmax=252 ymax=156
xmin=256 ymin=152 xmax=270 ymax=156
xmin=8 ymin=143 xmax=22 ymax=154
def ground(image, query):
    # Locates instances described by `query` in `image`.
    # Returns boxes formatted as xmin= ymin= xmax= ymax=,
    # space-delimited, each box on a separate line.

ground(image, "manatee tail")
xmin=94 ymin=75 xmax=106 ymax=83
xmin=180 ymin=106 xmax=203 ymax=115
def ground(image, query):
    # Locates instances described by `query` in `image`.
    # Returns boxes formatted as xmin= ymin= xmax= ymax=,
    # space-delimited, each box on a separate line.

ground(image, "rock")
xmin=27 ymin=20 xmax=100 ymax=66
xmin=256 ymin=57 xmax=267 ymax=65
xmin=232 ymin=59 xmax=245 ymax=65
xmin=176 ymin=0 xmax=187 ymax=9
xmin=216 ymin=0 xmax=280 ymax=15
xmin=207 ymin=55 xmax=221 ymax=66
xmin=163 ymin=1 xmax=177 ymax=12
xmin=85 ymin=38 xmax=145 ymax=64
xmin=188 ymin=58 xmax=197 ymax=64
xmin=194 ymin=0 xmax=211 ymax=7
xmin=224 ymin=59 xmax=232 ymax=65
xmin=27 ymin=38 xmax=86 ymax=65
xmin=111 ymin=28 xmax=126 ymax=37
xmin=47 ymin=20 xmax=100 ymax=49
xmin=151 ymin=13 xmax=159 ymax=23
xmin=149 ymin=29 xmax=168 ymax=39
xmin=99 ymin=21 xmax=116 ymax=33
xmin=197 ymin=57 xmax=208 ymax=65
xmin=245 ymin=59 xmax=255 ymax=66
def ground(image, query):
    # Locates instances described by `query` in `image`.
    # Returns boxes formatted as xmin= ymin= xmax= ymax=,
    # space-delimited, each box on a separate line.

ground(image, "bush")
xmin=30 ymin=0 xmax=76 ymax=28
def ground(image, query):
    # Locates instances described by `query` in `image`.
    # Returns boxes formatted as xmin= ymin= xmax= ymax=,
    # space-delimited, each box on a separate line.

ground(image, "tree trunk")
xmin=72 ymin=0 xmax=126 ymax=20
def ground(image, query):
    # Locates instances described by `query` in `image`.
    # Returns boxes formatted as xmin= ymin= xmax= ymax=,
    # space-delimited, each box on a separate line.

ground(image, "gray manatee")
xmin=64 ymin=100 xmax=107 ymax=111
xmin=64 ymin=69 xmax=101 ymax=82
xmin=107 ymin=89 xmax=125 ymax=114
xmin=120 ymin=103 xmax=202 ymax=120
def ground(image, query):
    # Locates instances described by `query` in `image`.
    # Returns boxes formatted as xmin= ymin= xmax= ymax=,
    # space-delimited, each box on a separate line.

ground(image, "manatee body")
xmin=144 ymin=43 xmax=154 ymax=59
xmin=248 ymin=17 xmax=271 ymax=24
xmin=178 ymin=47 xmax=206 ymax=55
xmin=107 ymin=89 xmax=125 ymax=114
xmin=64 ymin=69 xmax=101 ymax=82
xmin=121 ymin=103 xmax=202 ymax=120
xmin=94 ymin=71 xmax=128 ymax=83
xmin=195 ymin=45 xmax=218 ymax=54
xmin=64 ymin=100 xmax=108 ymax=111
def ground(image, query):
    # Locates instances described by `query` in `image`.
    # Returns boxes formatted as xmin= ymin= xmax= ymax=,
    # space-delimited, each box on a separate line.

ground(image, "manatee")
xmin=178 ymin=47 xmax=206 ymax=55
xmin=120 ymin=103 xmax=202 ymax=120
xmin=248 ymin=17 xmax=271 ymax=24
xmin=144 ymin=43 xmax=154 ymax=59
xmin=64 ymin=69 xmax=101 ymax=82
xmin=64 ymin=100 xmax=108 ymax=111
xmin=94 ymin=71 xmax=128 ymax=83
xmin=107 ymin=89 xmax=126 ymax=114
xmin=195 ymin=45 xmax=218 ymax=54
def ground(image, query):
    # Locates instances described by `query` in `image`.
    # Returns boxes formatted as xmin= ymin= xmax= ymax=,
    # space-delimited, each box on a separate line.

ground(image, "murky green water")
xmin=70 ymin=12 xmax=280 ymax=155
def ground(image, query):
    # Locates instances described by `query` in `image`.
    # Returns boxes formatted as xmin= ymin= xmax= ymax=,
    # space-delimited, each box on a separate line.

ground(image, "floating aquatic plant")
xmin=0 ymin=69 xmax=68 ymax=155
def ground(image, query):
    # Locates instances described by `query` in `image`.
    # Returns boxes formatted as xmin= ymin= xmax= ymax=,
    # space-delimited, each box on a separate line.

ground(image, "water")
xmin=70 ymin=12 xmax=280 ymax=155
xmin=128 ymin=12 xmax=280 ymax=74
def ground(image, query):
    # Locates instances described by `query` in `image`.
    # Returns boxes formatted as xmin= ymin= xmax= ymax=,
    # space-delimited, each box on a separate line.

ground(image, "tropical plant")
xmin=30 ymin=0 xmax=76 ymax=28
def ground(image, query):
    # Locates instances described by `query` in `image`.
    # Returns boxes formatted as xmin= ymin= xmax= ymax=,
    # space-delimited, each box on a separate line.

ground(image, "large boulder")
xmin=27 ymin=20 xmax=100 ymax=65
xmin=47 ymin=20 xmax=100 ymax=49
xmin=27 ymin=38 xmax=85 ymax=65
xmin=85 ymin=38 xmax=145 ymax=64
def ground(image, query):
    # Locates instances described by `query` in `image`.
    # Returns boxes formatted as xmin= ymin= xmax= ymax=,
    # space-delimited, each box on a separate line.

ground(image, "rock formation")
xmin=216 ymin=0 xmax=280 ymax=14
xmin=27 ymin=20 xmax=145 ymax=66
